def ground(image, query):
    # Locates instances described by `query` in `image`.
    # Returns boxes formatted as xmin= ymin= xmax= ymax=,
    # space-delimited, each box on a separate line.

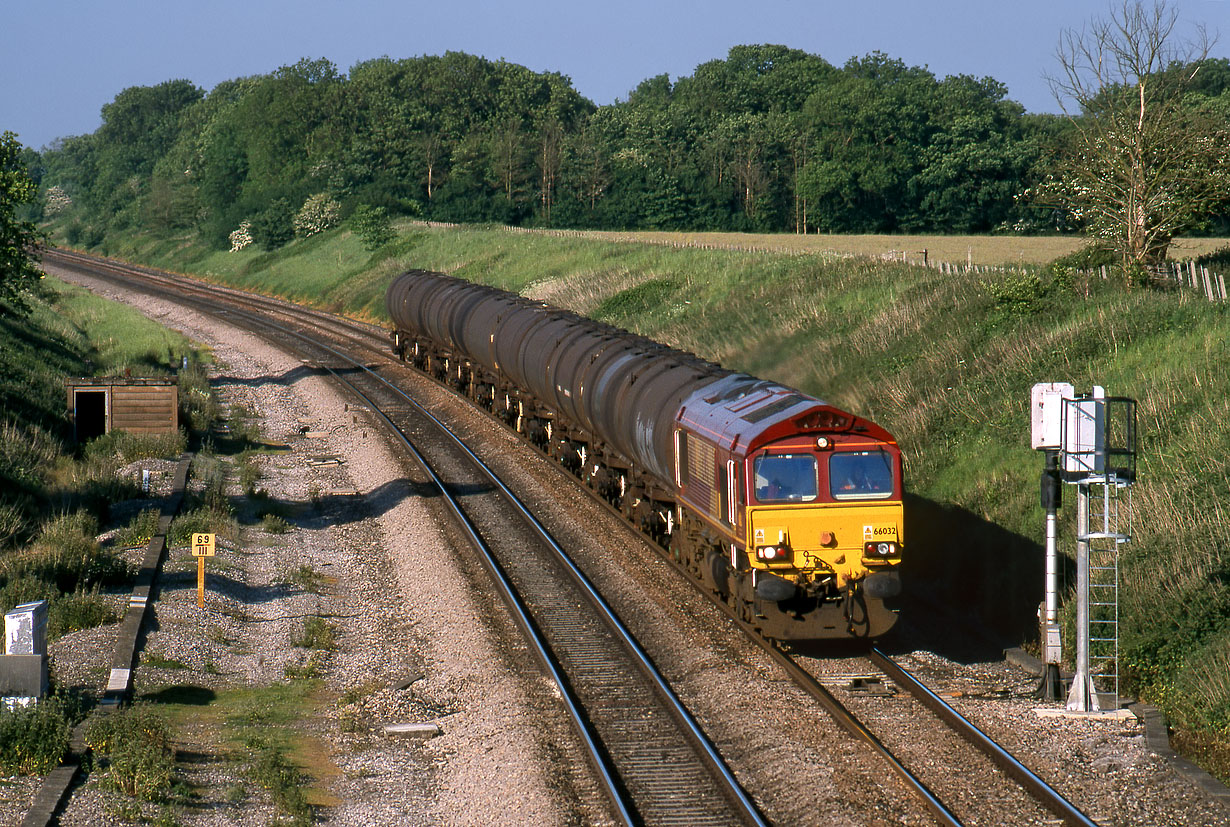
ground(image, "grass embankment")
xmin=0 ymin=276 xmax=201 ymax=600
xmin=75 ymin=223 xmax=1230 ymax=780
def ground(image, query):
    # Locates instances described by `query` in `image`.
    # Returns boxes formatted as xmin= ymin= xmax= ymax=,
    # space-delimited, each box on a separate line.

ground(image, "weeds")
xmin=83 ymin=430 xmax=186 ymax=464
xmin=168 ymin=507 xmax=232 ymax=549
xmin=114 ymin=508 xmax=160 ymax=548
xmin=261 ymin=513 xmax=291 ymax=534
xmin=191 ymin=451 xmax=231 ymax=515
xmin=85 ymin=705 xmax=176 ymax=801
xmin=0 ymin=702 xmax=71 ymax=775
xmin=238 ymin=456 xmax=262 ymax=498
xmin=283 ymin=654 xmax=326 ymax=680
xmin=143 ymin=652 xmax=189 ymax=670
xmin=227 ymin=404 xmax=263 ymax=446
xmin=285 ymin=564 xmax=325 ymax=593
xmin=178 ymin=360 xmax=219 ymax=434
xmin=292 ymin=616 xmax=336 ymax=650
xmin=48 ymin=590 xmax=118 ymax=639
xmin=0 ymin=512 xmax=131 ymax=613
xmin=246 ymin=737 xmax=312 ymax=823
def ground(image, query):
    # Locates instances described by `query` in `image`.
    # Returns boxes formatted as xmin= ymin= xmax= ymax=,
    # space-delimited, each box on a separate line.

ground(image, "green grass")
xmin=142 ymin=679 xmax=336 ymax=821
xmin=71 ymin=221 xmax=1230 ymax=782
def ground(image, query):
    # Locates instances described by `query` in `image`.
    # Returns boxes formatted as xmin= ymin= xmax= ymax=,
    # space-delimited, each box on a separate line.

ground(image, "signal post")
xmin=1030 ymin=383 xmax=1136 ymax=713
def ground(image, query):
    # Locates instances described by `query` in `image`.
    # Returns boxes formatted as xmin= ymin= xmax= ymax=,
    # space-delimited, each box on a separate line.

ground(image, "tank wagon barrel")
xmin=388 ymin=270 xmax=727 ymax=486
xmin=387 ymin=270 xmax=905 ymax=640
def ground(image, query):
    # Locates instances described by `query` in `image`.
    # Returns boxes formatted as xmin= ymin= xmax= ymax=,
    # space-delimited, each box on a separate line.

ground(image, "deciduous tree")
xmin=0 ymin=132 xmax=44 ymax=313
xmin=0 ymin=132 xmax=43 ymax=310
xmin=1040 ymin=0 xmax=1230 ymax=273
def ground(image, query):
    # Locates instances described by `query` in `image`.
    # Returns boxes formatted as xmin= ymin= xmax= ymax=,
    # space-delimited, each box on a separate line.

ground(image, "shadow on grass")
xmin=141 ymin=684 xmax=217 ymax=706
xmin=871 ymin=493 xmax=1073 ymax=665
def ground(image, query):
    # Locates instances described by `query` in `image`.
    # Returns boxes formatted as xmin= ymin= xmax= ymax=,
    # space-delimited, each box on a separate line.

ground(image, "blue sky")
xmin=3 ymin=0 xmax=1228 ymax=151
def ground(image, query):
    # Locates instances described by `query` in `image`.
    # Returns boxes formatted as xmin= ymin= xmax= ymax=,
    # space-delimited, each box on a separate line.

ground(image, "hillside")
xmin=61 ymin=222 xmax=1230 ymax=778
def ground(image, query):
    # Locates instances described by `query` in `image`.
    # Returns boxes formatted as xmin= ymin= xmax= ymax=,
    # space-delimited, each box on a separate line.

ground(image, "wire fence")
xmin=410 ymin=221 xmax=1228 ymax=301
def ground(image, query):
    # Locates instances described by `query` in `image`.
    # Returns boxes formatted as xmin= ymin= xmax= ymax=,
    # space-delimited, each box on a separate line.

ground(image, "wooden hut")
xmin=65 ymin=377 xmax=178 ymax=441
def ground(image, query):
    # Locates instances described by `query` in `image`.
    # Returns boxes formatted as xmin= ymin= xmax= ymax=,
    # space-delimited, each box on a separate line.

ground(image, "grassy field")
xmin=505 ymin=227 xmax=1230 ymax=267
xmin=58 ymin=221 xmax=1230 ymax=780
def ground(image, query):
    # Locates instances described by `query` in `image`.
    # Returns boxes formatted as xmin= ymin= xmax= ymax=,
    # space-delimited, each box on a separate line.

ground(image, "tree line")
xmin=19 ymin=41 xmax=1230 ymax=258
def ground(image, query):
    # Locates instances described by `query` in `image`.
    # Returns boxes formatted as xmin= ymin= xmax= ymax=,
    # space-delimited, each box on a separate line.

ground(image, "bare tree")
xmin=1041 ymin=0 xmax=1230 ymax=275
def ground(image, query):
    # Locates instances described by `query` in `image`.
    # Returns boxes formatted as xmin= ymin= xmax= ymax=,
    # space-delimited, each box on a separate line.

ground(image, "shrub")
xmin=1193 ymin=245 xmax=1230 ymax=271
xmin=44 ymin=185 xmax=72 ymax=216
xmin=85 ymin=705 xmax=176 ymax=801
xmin=982 ymin=272 xmax=1048 ymax=316
xmin=1049 ymin=244 xmax=1118 ymax=272
xmin=349 ymin=204 xmax=395 ymax=251
xmin=228 ymin=220 xmax=253 ymax=252
xmin=0 ymin=702 xmax=70 ymax=775
xmin=82 ymin=226 xmax=105 ymax=248
xmin=293 ymin=193 xmax=341 ymax=238
xmin=250 ymin=199 xmax=295 ymax=251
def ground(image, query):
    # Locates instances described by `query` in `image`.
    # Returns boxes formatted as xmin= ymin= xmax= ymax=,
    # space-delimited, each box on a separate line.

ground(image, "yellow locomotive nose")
xmin=748 ymin=502 xmax=902 ymax=589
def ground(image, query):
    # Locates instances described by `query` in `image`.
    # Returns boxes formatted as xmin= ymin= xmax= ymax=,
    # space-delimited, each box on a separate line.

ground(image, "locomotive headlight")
xmin=816 ymin=436 xmax=831 ymax=449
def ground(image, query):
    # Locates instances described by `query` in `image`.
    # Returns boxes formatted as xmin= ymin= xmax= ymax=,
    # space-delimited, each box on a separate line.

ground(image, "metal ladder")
xmin=1081 ymin=475 xmax=1131 ymax=710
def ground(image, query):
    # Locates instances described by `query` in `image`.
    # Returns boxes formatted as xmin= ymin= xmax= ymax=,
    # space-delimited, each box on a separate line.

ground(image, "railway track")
xmin=43 ymin=249 xmax=764 ymax=826
xmin=46 ymin=249 xmax=1100 ymax=826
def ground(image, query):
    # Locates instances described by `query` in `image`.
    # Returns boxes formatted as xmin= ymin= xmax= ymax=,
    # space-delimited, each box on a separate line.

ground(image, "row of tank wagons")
xmin=385 ymin=270 xmax=905 ymax=639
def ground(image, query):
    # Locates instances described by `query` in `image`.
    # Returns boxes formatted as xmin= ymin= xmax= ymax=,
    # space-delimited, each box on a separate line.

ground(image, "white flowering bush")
xmin=229 ymin=220 xmax=253 ymax=252
xmin=293 ymin=193 xmax=341 ymax=238
xmin=44 ymin=185 xmax=72 ymax=215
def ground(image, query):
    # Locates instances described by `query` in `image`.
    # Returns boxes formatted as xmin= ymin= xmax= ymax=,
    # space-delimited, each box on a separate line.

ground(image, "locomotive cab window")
xmin=830 ymin=450 xmax=894 ymax=500
xmin=753 ymin=454 xmax=818 ymax=503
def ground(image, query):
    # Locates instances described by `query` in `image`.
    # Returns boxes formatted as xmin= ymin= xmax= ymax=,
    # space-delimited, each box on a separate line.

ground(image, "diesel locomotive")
xmin=387 ymin=270 xmax=903 ymax=639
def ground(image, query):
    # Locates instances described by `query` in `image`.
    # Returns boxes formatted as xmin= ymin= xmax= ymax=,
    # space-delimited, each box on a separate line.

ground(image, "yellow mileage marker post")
xmin=192 ymin=533 xmax=216 ymax=608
